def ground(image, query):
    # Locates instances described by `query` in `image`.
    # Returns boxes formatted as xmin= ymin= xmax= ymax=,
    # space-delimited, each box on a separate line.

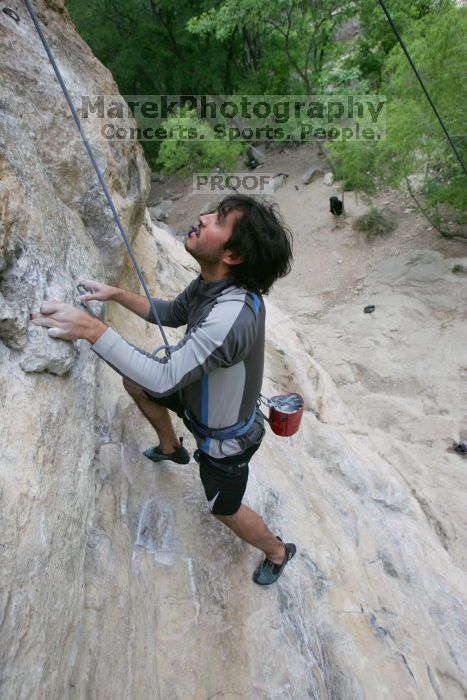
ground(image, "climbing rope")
xmin=23 ymin=0 xmax=172 ymax=358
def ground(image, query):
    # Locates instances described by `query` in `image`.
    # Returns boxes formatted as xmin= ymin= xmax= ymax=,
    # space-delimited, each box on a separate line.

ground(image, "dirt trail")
xmin=160 ymin=144 xmax=465 ymax=314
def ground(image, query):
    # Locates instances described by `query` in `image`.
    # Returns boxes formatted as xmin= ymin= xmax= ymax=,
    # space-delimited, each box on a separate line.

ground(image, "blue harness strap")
xmin=184 ymin=408 xmax=257 ymax=441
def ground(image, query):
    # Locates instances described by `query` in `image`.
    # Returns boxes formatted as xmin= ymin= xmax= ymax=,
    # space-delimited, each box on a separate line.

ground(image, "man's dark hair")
xmin=217 ymin=194 xmax=293 ymax=295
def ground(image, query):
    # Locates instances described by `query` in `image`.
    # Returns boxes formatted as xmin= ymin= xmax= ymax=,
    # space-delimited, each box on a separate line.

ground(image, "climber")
xmin=31 ymin=194 xmax=297 ymax=585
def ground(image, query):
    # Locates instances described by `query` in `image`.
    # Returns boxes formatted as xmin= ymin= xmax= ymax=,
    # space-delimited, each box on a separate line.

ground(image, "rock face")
xmin=0 ymin=1 xmax=149 ymax=697
xmin=1 ymin=3 xmax=467 ymax=700
xmin=74 ymin=227 xmax=467 ymax=700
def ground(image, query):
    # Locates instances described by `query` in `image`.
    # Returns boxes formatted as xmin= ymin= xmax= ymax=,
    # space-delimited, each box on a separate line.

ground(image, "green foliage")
xmin=354 ymin=206 xmax=396 ymax=238
xmin=67 ymin=0 xmax=245 ymax=95
xmin=330 ymin=141 xmax=377 ymax=192
xmin=68 ymin=0 xmax=464 ymax=227
xmin=350 ymin=0 xmax=447 ymax=89
xmin=187 ymin=0 xmax=356 ymax=93
xmin=69 ymin=0 xmax=363 ymax=99
xmin=69 ymin=0 xmax=362 ymax=167
xmin=327 ymin=3 xmax=467 ymax=220
xmin=156 ymin=109 xmax=245 ymax=176
xmin=423 ymin=174 xmax=467 ymax=217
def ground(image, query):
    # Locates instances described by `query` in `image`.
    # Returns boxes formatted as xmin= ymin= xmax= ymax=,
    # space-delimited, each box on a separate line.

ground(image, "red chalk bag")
xmin=258 ymin=393 xmax=304 ymax=437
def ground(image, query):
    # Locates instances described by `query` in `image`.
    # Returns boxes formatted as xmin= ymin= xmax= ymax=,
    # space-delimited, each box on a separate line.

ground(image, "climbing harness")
xmin=185 ymin=393 xmax=305 ymax=442
xmin=23 ymin=0 xmax=171 ymax=360
xmin=184 ymin=408 xmax=257 ymax=442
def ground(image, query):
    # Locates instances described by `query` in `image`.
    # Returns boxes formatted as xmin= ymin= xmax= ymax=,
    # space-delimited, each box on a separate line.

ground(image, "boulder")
xmin=19 ymin=326 xmax=76 ymax=375
xmin=302 ymin=166 xmax=324 ymax=185
xmin=272 ymin=172 xmax=289 ymax=191
xmin=148 ymin=199 xmax=174 ymax=222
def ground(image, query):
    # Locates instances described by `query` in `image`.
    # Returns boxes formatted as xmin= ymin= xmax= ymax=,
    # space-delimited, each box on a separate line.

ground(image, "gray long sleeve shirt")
xmin=91 ymin=275 xmax=266 ymax=457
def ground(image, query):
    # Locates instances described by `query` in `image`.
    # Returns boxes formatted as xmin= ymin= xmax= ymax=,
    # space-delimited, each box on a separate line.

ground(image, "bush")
xmin=156 ymin=108 xmax=245 ymax=176
xmin=326 ymin=4 xmax=467 ymax=226
xmin=354 ymin=206 xmax=396 ymax=238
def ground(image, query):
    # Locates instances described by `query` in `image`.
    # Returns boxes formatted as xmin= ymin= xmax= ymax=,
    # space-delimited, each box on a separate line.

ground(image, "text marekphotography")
xmin=79 ymin=94 xmax=387 ymax=142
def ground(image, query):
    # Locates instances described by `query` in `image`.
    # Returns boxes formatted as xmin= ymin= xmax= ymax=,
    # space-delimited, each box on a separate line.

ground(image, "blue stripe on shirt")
xmin=248 ymin=292 xmax=261 ymax=314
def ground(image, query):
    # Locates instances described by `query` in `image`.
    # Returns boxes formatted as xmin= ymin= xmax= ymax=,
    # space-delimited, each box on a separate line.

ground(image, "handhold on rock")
xmin=364 ymin=305 xmax=376 ymax=314
xmin=2 ymin=8 xmax=20 ymax=23
xmin=0 ymin=295 xmax=29 ymax=349
xmin=20 ymin=326 xmax=76 ymax=376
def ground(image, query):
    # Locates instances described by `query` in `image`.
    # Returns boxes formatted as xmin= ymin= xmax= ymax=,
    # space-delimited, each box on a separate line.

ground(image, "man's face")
xmin=185 ymin=208 xmax=242 ymax=267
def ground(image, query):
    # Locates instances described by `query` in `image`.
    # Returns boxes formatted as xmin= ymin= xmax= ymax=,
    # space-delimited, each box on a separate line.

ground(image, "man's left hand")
xmin=30 ymin=301 xmax=108 ymax=343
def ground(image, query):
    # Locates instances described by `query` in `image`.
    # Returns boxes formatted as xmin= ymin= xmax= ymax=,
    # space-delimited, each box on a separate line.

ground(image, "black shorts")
xmin=194 ymin=443 xmax=260 ymax=516
xmin=143 ymin=389 xmax=186 ymax=418
xmin=143 ymin=389 xmax=261 ymax=515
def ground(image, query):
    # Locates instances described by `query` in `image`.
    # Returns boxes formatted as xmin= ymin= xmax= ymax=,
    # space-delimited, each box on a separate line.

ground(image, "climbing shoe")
xmin=252 ymin=537 xmax=296 ymax=586
xmin=143 ymin=436 xmax=190 ymax=465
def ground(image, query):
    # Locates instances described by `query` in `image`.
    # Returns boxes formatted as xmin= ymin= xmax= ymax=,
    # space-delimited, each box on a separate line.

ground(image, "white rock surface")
xmin=19 ymin=326 xmax=76 ymax=375
xmin=1 ymin=3 xmax=466 ymax=700
xmin=79 ymin=223 xmax=467 ymax=700
xmin=0 ymin=2 xmax=149 ymax=697
xmin=272 ymin=172 xmax=289 ymax=191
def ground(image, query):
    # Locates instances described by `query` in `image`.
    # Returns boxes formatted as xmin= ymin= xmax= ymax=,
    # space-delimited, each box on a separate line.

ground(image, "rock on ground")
xmin=302 ymin=166 xmax=324 ymax=185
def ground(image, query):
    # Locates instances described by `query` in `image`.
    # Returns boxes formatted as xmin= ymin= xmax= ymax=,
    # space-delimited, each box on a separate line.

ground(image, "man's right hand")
xmin=77 ymin=277 xmax=151 ymax=319
xmin=77 ymin=278 xmax=117 ymax=303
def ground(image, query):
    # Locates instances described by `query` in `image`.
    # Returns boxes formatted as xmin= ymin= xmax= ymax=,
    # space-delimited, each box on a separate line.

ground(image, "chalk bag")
xmin=258 ymin=393 xmax=304 ymax=437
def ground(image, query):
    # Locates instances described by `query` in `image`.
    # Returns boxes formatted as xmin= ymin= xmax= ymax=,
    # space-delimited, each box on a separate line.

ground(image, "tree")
xmin=155 ymin=109 xmax=245 ymax=176
xmin=187 ymin=0 xmax=355 ymax=94
xmin=68 ymin=0 xmax=244 ymax=95
xmin=327 ymin=2 xmax=467 ymax=231
xmin=351 ymin=0 xmax=446 ymax=89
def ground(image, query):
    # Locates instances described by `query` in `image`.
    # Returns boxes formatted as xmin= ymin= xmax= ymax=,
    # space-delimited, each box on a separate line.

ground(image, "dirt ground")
xmin=151 ymin=143 xmax=466 ymax=316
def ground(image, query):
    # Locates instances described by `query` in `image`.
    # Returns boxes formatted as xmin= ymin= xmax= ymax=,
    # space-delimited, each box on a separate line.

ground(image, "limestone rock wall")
xmin=0 ymin=1 xmax=149 ymax=696
xmin=75 ymin=218 xmax=467 ymax=700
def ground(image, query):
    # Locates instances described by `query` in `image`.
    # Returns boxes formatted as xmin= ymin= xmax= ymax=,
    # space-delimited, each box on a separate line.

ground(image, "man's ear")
xmin=222 ymin=249 xmax=244 ymax=266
